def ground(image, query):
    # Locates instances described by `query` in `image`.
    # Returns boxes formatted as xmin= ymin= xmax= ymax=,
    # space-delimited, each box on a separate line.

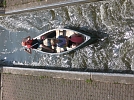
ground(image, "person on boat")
xmin=67 ymin=33 xmax=84 ymax=48
xmin=51 ymin=33 xmax=84 ymax=48
xmin=51 ymin=35 xmax=68 ymax=48
xmin=21 ymin=36 xmax=55 ymax=54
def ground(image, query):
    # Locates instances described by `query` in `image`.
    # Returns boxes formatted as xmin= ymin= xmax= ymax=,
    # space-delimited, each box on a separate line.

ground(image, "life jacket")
xmin=25 ymin=39 xmax=39 ymax=49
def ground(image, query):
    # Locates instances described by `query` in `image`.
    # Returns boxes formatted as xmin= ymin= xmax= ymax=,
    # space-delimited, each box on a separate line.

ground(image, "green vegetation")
xmin=0 ymin=0 xmax=6 ymax=7
xmin=113 ymin=82 xmax=120 ymax=84
xmin=3 ymin=0 xmax=6 ymax=7
xmin=3 ymin=72 xmax=12 ymax=75
xmin=39 ymin=76 xmax=45 ymax=79
xmin=39 ymin=75 xmax=49 ymax=79
xmin=86 ymin=78 xmax=93 ymax=84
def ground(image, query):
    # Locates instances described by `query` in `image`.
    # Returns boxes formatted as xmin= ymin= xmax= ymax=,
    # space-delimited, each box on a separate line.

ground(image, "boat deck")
xmin=42 ymin=29 xmax=76 ymax=53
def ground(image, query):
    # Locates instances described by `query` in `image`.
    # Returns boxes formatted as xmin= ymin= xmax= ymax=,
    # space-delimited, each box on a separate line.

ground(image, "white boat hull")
xmin=33 ymin=28 xmax=91 ymax=55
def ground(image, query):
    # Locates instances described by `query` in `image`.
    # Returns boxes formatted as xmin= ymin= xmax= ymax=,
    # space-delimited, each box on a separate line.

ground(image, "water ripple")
xmin=0 ymin=0 xmax=134 ymax=72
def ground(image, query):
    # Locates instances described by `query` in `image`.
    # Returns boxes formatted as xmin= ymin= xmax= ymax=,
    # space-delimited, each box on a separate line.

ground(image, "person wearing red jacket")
xmin=21 ymin=36 xmax=54 ymax=54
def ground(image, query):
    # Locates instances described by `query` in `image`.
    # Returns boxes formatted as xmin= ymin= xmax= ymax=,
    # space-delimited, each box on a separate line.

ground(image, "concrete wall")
xmin=5 ymin=0 xmax=104 ymax=14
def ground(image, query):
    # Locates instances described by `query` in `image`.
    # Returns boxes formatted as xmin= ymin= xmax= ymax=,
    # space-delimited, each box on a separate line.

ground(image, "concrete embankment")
xmin=1 ymin=67 xmax=134 ymax=100
xmin=5 ymin=0 xmax=103 ymax=14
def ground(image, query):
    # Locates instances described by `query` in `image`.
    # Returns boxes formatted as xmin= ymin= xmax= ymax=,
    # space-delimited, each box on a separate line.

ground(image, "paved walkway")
xmin=1 ymin=67 xmax=134 ymax=100
xmin=5 ymin=0 xmax=103 ymax=14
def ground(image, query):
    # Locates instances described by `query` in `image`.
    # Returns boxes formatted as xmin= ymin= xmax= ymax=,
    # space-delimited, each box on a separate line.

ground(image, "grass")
xmin=39 ymin=75 xmax=49 ymax=79
xmin=113 ymin=82 xmax=120 ymax=84
xmin=86 ymin=78 xmax=93 ymax=84
xmin=3 ymin=0 xmax=6 ymax=7
xmin=3 ymin=72 xmax=12 ymax=75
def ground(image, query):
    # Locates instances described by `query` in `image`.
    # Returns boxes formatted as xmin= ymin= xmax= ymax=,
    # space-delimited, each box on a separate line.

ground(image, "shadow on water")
xmin=63 ymin=26 xmax=109 ymax=52
xmin=64 ymin=26 xmax=109 ymax=39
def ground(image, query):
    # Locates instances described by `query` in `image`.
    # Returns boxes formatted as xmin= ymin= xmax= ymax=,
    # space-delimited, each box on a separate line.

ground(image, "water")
xmin=0 ymin=0 xmax=134 ymax=72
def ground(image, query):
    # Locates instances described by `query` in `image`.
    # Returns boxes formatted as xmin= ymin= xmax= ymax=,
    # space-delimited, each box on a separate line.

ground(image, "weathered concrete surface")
xmin=5 ymin=0 xmax=103 ymax=14
xmin=2 ymin=67 xmax=134 ymax=84
xmin=1 ymin=67 xmax=134 ymax=100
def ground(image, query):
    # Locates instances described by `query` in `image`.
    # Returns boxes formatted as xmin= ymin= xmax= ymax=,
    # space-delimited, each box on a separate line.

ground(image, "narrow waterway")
xmin=0 ymin=0 xmax=134 ymax=72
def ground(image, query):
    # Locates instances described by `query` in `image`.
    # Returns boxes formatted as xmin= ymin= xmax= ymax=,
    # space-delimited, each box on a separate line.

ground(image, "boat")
xmin=33 ymin=28 xmax=91 ymax=55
